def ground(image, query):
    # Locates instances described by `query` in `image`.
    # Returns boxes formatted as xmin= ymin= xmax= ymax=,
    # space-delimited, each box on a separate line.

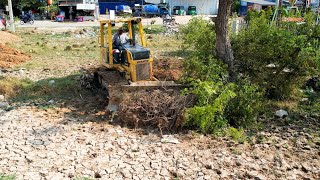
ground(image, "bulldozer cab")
xmin=99 ymin=17 xmax=153 ymax=82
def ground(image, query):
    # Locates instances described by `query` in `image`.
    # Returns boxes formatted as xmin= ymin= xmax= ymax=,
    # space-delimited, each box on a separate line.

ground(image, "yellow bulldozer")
xmin=95 ymin=17 xmax=177 ymax=111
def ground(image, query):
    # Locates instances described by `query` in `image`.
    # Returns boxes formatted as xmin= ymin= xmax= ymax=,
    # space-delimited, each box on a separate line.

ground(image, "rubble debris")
xmin=275 ymin=109 xmax=289 ymax=118
xmin=161 ymin=135 xmax=180 ymax=144
xmin=118 ymin=89 xmax=194 ymax=131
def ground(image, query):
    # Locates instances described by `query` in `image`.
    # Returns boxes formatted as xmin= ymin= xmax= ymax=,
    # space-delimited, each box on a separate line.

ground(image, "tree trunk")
xmin=277 ymin=0 xmax=283 ymax=23
xmin=215 ymin=0 xmax=235 ymax=82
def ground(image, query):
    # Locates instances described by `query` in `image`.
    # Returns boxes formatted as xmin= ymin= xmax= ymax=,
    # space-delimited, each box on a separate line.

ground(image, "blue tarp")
xmin=241 ymin=0 xmax=276 ymax=6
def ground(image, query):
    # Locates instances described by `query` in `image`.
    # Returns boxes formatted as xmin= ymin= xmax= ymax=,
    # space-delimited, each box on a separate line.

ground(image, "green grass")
xmin=0 ymin=73 xmax=88 ymax=103
xmin=14 ymin=61 xmax=42 ymax=71
xmin=227 ymin=127 xmax=247 ymax=143
xmin=0 ymin=174 xmax=15 ymax=180
xmin=73 ymin=177 xmax=94 ymax=180
xmin=143 ymin=25 xmax=165 ymax=34
xmin=299 ymin=91 xmax=320 ymax=114
xmin=10 ymin=29 xmax=99 ymax=72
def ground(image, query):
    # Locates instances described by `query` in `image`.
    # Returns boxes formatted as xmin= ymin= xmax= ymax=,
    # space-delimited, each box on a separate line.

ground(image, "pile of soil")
xmin=0 ymin=44 xmax=30 ymax=68
xmin=153 ymin=58 xmax=183 ymax=81
xmin=0 ymin=31 xmax=20 ymax=44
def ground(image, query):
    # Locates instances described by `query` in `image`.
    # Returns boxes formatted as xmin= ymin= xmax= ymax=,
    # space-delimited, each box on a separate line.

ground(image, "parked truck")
xmin=116 ymin=5 xmax=132 ymax=15
xmin=133 ymin=4 xmax=169 ymax=17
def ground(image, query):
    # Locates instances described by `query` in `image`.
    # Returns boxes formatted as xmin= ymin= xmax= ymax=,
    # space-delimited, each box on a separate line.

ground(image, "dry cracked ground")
xmin=0 ymin=105 xmax=320 ymax=180
xmin=0 ymin=28 xmax=319 ymax=180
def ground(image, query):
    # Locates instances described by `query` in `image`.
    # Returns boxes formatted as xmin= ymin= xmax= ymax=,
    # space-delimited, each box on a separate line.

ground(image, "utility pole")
xmin=8 ymin=0 xmax=15 ymax=32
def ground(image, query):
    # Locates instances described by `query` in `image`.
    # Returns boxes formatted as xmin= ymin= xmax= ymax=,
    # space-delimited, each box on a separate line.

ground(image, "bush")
xmin=227 ymin=127 xmax=247 ymax=143
xmin=232 ymin=13 xmax=316 ymax=99
xmin=184 ymin=80 xmax=236 ymax=134
xmin=180 ymin=17 xmax=215 ymax=59
xmin=225 ymin=81 xmax=263 ymax=128
xmin=180 ymin=17 xmax=263 ymax=133
xmin=180 ymin=17 xmax=227 ymax=82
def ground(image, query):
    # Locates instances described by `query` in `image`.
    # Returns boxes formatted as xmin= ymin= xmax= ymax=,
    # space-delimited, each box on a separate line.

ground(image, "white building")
xmin=145 ymin=0 xmax=219 ymax=15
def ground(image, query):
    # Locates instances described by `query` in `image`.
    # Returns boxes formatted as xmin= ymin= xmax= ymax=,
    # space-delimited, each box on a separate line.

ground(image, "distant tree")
xmin=215 ymin=0 xmax=235 ymax=81
xmin=20 ymin=0 xmax=46 ymax=10
xmin=0 ymin=0 xmax=46 ymax=10
xmin=232 ymin=0 xmax=241 ymax=13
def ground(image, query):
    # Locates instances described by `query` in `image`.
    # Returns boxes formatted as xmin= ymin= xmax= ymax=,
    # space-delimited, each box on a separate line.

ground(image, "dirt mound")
xmin=0 ymin=44 xmax=30 ymax=68
xmin=153 ymin=58 xmax=183 ymax=81
xmin=0 ymin=31 xmax=20 ymax=44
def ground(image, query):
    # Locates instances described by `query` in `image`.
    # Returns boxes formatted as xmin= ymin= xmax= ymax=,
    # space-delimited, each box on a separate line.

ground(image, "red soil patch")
xmin=0 ymin=44 xmax=30 ymax=68
xmin=282 ymin=17 xmax=305 ymax=22
xmin=0 ymin=31 xmax=21 ymax=44
xmin=153 ymin=58 xmax=183 ymax=81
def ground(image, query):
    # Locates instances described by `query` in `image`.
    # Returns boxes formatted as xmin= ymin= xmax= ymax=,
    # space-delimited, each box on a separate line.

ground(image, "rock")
xmin=0 ymin=102 xmax=9 ymax=109
xmin=283 ymin=68 xmax=293 ymax=73
xmin=94 ymin=172 xmax=102 ymax=178
xmin=204 ymin=164 xmax=213 ymax=169
xmin=30 ymin=139 xmax=43 ymax=146
xmin=0 ymin=95 xmax=5 ymax=102
xmin=48 ymin=99 xmax=54 ymax=104
xmin=219 ymin=169 xmax=229 ymax=178
xmin=39 ymin=170 xmax=49 ymax=177
xmin=131 ymin=144 xmax=139 ymax=152
xmin=248 ymin=171 xmax=266 ymax=180
xmin=48 ymin=80 xmax=55 ymax=85
xmin=275 ymin=109 xmax=288 ymax=118
xmin=235 ymin=160 xmax=242 ymax=166
xmin=303 ymin=145 xmax=312 ymax=150
xmin=266 ymin=63 xmax=276 ymax=68
xmin=25 ymin=172 xmax=42 ymax=180
xmin=161 ymin=135 xmax=180 ymax=144
xmin=46 ymin=172 xmax=64 ymax=179
xmin=301 ymin=163 xmax=312 ymax=173
xmin=19 ymin=69 xmax=25 ymax=75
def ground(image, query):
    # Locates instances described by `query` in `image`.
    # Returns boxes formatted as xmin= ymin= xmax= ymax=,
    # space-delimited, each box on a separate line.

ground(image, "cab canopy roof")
xmin=99 ymin=17 xmax=142 ymax=24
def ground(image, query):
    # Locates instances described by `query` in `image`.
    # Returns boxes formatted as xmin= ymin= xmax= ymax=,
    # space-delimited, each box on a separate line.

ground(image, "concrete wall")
xmin=169 ymin=0 xmax=218 ymax=15
xmin=146 ymin=0 xmax=219 ymax=15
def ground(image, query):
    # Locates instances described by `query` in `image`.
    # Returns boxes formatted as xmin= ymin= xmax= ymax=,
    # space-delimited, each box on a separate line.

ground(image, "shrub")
xmin=232 ymin=13 xmax=316 ymax=99
xmin=180 ymin=17 xmax=216 ymax=59
xmin=183 ymin=55 xmax=228 ymax=82
xmin=227 ymin=127 xmax=247 ymax=143
xmin=184 ymin=80 xmax=236 ymax=134
xmin=179 ymin=17 xmax=227 ymax=82
xmin=225 ymin=81 xmax=263 ymax=128
xmin=180 ymin=17 xmax=263 ymax=133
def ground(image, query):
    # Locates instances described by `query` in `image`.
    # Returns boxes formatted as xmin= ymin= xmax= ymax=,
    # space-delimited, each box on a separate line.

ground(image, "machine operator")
xmin=112 ymin=28 xmax=130 ymax=51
